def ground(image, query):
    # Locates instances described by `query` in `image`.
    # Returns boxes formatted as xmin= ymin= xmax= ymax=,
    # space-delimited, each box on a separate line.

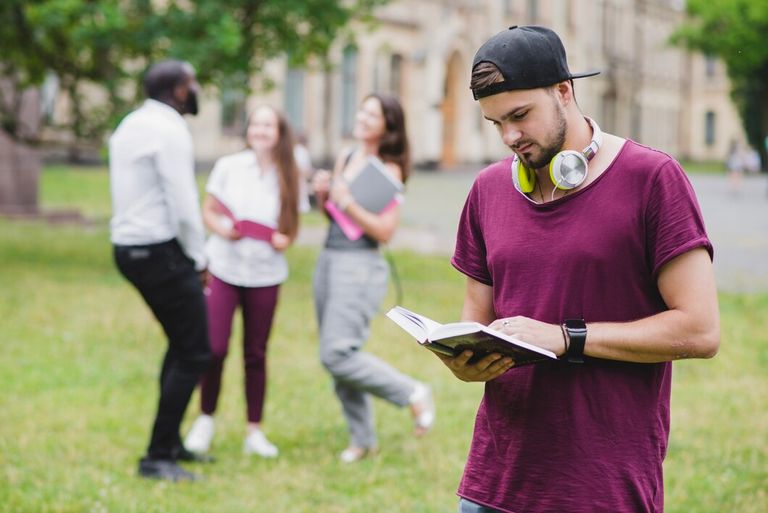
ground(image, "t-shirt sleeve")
xmin=205 ymin=158 xmax=227 ymax=199
xmin=645 ymin=159 xmax=713 ymax=277
xmin=451 ymin=181 xmax=492 ymax=285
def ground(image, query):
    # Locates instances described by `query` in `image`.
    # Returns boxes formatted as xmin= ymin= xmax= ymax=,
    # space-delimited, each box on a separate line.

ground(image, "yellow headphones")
xmin=511 ymin=117 xmax=602 ymax=194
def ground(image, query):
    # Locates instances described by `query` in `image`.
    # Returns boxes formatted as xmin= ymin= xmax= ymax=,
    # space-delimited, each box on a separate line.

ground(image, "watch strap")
xmin=563 ymin=319 xmax=587 ymax=364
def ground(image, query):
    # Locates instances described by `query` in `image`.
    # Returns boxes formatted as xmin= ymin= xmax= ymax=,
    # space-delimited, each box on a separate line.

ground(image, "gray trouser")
xmin=313 ymin=248 xmax=417 ymax=448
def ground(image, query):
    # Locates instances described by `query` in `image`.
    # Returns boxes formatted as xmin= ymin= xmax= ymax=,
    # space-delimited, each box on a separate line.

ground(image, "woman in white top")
xmin=184 ymin=105 xmax=307 ymax=458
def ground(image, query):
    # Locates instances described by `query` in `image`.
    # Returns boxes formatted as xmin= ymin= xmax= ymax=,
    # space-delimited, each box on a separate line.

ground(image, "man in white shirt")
xmin=110 ymin=60 xmax=211 ymax=482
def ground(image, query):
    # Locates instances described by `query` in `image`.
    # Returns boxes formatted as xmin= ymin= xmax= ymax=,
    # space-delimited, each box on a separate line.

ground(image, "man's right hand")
xmin=198 ymin=268 xmax=211 ymax=288
xmin=437 ymin=351 xmax=515 ymax=382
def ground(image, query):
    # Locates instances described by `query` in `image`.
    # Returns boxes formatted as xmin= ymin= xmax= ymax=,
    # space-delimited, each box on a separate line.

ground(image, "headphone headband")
xmin=582 ymin=117 xmax=602 ymax=162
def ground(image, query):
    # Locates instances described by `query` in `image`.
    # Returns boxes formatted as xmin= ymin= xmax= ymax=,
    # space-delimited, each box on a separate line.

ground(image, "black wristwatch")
xmin=562 ymin=319 xmax=587 ymax=364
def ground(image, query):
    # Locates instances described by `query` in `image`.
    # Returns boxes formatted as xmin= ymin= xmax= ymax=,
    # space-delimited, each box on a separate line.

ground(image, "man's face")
xmin=175 ymin=64 xmax=200 ymax=116
xmin=479 ymin=86 xmax=567 ymax=170
xmin=181 ymin=76 xmax=200 ymax=116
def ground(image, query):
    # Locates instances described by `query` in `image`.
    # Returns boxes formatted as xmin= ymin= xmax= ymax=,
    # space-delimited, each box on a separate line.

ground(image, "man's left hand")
xmin=489 ymin=316 xmax=566 ymax=357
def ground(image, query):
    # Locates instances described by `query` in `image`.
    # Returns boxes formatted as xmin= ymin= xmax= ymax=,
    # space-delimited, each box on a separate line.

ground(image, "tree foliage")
xmin=671 ymin=0 xmax=768 ymax=169
xmin=0 ymin=0 xmax=386 ymax=149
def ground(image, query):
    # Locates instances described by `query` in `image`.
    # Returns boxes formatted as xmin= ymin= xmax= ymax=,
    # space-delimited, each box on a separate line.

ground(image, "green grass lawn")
xmin=1 ymin=165 xmax=765 ymax=512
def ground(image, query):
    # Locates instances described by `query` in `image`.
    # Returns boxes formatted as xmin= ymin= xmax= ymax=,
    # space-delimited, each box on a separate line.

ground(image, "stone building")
xmin=188 ymin=0 xmax=745 ymax=170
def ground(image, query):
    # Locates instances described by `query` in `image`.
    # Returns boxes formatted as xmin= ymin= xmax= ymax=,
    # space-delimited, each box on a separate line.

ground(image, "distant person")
xmin=743 ymin=146 xmax=761 ymax=175
xmin=110 ymin=60 xmax=211 ymax=482
xmin=441 ymin=26 xmax=720 ymax=512
xmin=184 ymin=105 xmax=308 ymax=458
xmin=293 ymin=130 xmax=314 ymax=183
xmin=311 ymin=93 xmax=435 ymax=463
xmin=726 ymin=139 xmax=744 ymax=194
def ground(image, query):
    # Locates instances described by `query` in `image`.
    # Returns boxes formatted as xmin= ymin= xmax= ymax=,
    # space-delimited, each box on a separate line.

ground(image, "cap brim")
xmin=570 ymin=70 xmax=601 ymax=79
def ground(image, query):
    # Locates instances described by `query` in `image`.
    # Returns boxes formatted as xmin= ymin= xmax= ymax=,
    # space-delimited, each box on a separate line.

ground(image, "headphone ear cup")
xmin=549 ymin=151 xmax=588 ymax=190
xmin=513 ymin=158 xmax=536 ymax=193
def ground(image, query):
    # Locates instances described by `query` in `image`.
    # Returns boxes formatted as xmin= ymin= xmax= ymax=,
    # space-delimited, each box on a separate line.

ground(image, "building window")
xmin=220 ymin=79 xmax=247 ymax=136
xmin=705 ymin=111 xmax=716 ymax=146
xmin=341 ymin=45 xmax=358 ymax=135
xmin=390 ymin=54 xmax=403 ymax=97
xmin=705 ymin=55 xmax=717 ymax=78
xmin=40 ymin=72 xmax=59 ymax=124
xmin=504 ymin=0 xmax=514 ymax=17
xmin=285 ymin=67 xmax=304 ymax=131
xmin=528 ymin=0 xmax=538 ymax=23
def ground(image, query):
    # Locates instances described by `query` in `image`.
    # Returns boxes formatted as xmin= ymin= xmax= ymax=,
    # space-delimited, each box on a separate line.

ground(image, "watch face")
xmin=565 ymin=319 xmax=586 ymax=330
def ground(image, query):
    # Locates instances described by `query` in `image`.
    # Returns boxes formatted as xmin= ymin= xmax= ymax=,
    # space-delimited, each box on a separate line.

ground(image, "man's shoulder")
xmin=617 ymin=140 xmax=679 ymax=173
xmin=473 ymin=157 xmax=515 ymax=186
xmin=117 ymin=104 xmax=181 ymax=132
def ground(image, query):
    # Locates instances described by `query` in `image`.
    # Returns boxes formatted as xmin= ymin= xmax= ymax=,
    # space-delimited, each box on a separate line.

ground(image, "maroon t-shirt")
xmin=451 ymin=140 xmax=712 ymax=513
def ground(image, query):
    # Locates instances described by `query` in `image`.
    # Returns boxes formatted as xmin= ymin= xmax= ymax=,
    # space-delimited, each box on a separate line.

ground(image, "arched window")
xmin=528 ymin=0 xmax=539 ymax=23
xmin=390 ymin=53 xmax=403 ymax=97
xmin=341 ymin=45 xmax=358 ymax=135
xmin=220 ymin=73 xmax=247 ymax=136
xmin=285 ymin=67 xmax=304 ymax=131
xmin=704 ymin=111 xmax=716 ymax=146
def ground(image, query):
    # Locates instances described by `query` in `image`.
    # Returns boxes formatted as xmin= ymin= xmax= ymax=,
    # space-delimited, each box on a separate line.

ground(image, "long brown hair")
xmin=365 ymin=93 xmax=411 ymax=183
xmin=247 ymin=106 xmax=300 ymax=239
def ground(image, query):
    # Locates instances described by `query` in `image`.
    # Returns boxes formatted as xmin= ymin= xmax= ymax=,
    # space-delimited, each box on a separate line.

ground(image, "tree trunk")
xmin=0 ymin=130 xmax=40 ymax=215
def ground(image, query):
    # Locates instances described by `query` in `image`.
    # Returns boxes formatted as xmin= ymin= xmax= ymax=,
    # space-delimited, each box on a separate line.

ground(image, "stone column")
xmin=0 ymin=130 xmax=40 ymax=215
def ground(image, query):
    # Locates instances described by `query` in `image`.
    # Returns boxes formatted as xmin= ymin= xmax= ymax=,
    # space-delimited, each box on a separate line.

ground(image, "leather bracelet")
xmin=560 ymin=324 xmax=569 ymax=355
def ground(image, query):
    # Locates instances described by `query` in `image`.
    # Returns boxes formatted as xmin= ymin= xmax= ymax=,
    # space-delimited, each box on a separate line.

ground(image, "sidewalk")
xmin=297 ymin=169 xmax=768 ymax=293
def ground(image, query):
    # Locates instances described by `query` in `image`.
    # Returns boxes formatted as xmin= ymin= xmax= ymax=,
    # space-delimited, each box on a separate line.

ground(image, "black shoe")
xmin=173 ymin=445 xmax=215 ymax=463
xmin=138 ymin=457 xmax=199 ymax=482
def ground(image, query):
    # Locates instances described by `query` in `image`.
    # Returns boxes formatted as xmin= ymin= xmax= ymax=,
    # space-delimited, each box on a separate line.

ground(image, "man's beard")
xmin=184 ymin=89 xmax=199 ymax=116
xmin=514 ymin=103 xmax=567 ymax=170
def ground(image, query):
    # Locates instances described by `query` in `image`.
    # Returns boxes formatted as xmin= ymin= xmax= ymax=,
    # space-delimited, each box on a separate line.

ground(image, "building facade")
xmin=187 ymin=0 xmax=744 ymax=168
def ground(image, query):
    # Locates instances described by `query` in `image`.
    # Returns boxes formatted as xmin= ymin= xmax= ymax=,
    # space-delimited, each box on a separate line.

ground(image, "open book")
xmin=386 ymin=306 xmax=557 ymax=366
xmin=325 ymin=155 xmax=403 ymax=241
xmin=210 ymin=194 xmax=276 ymax=242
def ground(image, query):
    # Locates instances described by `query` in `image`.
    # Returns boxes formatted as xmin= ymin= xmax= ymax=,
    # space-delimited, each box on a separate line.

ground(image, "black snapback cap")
xmin=471 ymin=25 xmax=600 ymax=100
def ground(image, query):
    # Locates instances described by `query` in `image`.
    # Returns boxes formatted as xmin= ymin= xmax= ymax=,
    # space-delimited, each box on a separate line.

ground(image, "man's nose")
xmin=501 ymin=124 xmax=522 ymax=147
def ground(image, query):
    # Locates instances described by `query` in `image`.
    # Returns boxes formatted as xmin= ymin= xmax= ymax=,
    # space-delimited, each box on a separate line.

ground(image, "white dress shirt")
xmin=109 ymin=99 xmax=206 ymax=271
xmin=205 ymin=150 xmax=309 ymax=287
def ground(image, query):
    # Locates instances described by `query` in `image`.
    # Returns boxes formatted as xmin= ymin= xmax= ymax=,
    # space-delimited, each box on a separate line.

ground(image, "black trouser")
xmin=114 ymin=239 xmax=211 ymax=460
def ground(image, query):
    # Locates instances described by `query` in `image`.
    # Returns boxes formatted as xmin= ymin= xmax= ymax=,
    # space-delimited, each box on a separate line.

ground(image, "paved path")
xmin=297 ymin=169 xmax=768 ymax=293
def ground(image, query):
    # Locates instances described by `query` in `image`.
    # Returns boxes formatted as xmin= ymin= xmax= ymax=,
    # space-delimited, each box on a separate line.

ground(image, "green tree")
xmin=671 ymin=0 xmax=768 ymax=171
xmin=0 ymin=0 xmax=385 ymax=212
xmin=0 ymin=0 xmax=385 ymax=150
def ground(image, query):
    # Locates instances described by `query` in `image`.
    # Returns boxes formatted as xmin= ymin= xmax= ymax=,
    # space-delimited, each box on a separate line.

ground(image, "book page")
xmin=385 ymin=308 xmax=428 ymax=343
xmin=391 ymin=306 xmax=445 ymax=336
xmin=430 ymin=321 xmax=488 ymax=341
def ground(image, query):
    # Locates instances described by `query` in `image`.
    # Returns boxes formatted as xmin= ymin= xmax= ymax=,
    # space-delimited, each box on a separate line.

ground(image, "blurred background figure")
xmin=110 ymin=60 xmax=212 ymax=482
xmin=311 ymin=93 xmax=435 ymax=464
xmin=726 ymin=139 xmax=744 ymax=194
xmin=293 ymin=130 xmax=314 ymax=183
xmin=184 ymin=105 xmax=308 ymax=459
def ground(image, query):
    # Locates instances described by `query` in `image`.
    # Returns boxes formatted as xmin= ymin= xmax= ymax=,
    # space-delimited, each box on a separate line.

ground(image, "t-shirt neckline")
xmin=525 ymin=139 xmax=629 ymax=209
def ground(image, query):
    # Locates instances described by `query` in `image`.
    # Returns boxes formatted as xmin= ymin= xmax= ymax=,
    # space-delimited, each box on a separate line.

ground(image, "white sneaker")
xmin=184 ymin=414 xmax=215 ymax=454
xmin=244 ymin=429 xmax=279 ymax=458
xmin=409 ymin=383 xmax=435 ymax=435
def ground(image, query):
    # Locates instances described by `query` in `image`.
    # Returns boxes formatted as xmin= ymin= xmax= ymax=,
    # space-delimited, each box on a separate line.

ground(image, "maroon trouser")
xmin=199 ymin=275 xmax=279 ymax=423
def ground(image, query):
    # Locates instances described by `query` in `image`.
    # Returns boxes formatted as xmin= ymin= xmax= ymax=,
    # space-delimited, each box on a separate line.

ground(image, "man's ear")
xmin=173 ymin=83 xmax=188 ymax=106
xmin=555 ymin=81 xmax=573 ymax=106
